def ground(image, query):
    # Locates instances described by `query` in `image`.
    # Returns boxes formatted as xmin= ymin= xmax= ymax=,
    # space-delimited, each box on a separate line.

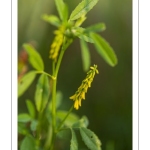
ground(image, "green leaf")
xmin=18 ymin=71 xmax=36 ymax=97
xmin=80 ymin=38 xmax=91 ymax=71
xmin=91 ymin=33 xmax=118 ymax=66
xmin=70 ymin=128 xmax=78 ymax=150
xmin=18 ymin=122 xmax=29 ymax=135
xmin=35 ymin=74 xmax=50 ymax=112
xmin=80 ymin=127 xmax=102 ymax=150
xmin=49 ymin=91 xmax=63 ymax=110
xmin=74 ymin=27 xmax=85 ymax=34
xmin=57 ymin=111 xmax=79 ymax=127
xmin=26 ymin=99 xmax=35 ymax=118
xmin=56 ymin=91 xmax=63 ymax=108
xmin=55 ymin=0 xmax=68 ymax=21
xmin=30 ymin=120 xmax=38 ymax=131
xmin=84 ymin=23 xmax=106 ymax=33
xmin=72 ymin=116 xmax=89 ymax=128
xmin=20 ymin=135 xmax=36 ymax=150
xmin=23 ymin=44 xmax=44 ymax=71
xmin=18 ymin=113 xmax=32 ymax=123
xmin=57 ymin=128 xmax=70 ymax=140
xmin=69 ymin=0 xmax=99 ymax=21
xmin=74 ymin=27 xmax=93 ymax=43
xmin=42 ymin=14 xmax=61 ymax=27
xmin=78 ymin=34 xmax=94 ymax=43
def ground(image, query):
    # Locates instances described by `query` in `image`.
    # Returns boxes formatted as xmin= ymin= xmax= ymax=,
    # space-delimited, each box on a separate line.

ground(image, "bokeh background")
xmin=18 ymin=0 xmax=132 ymax=150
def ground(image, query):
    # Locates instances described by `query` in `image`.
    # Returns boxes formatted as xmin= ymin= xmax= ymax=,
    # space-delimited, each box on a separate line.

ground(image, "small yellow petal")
xmin=81 ymin=92 xmax=85 ymax=99
xmin=70 ymin=95 xmax=76 ymax=100
xmin=78 ymin=99 xmax=82 ymax=106
xmin=74 ymin=100 xmax=79 ymax=110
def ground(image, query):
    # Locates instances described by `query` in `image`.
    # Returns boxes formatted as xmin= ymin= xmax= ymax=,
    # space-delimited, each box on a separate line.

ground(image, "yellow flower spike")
xmin=49 ymin=25 xmax=65 ymax=61
xmin=69 ymin=64 xmax=99 ymax=110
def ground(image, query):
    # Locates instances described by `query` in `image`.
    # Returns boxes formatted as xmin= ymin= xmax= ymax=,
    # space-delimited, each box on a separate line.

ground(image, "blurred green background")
xmin=18 ymin=0 xmax=132 ymax=150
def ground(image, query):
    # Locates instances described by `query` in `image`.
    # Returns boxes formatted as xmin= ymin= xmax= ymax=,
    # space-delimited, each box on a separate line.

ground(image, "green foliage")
xmin=18 ymin=113 xmax=32 ymax=123
xmin=18 ymin=0 xmax=118 ymax=150
xmin=78 ymin=34 xmax=94 ymax=43
xmin=90 ymin=33 xmax=118 ymax=66
xmin=69 ymin=0 xmax=99 ymax=21
xmin=20 ymin=135 xmax=36 ymax=150
xmin=35 ymin=74 xmax=50 ymax=112
xmin=56 ymin=110 xmax=79 ymax=127
xmin=23 ymin=44 xmax=44 ymax=71
xmin=84 ymin=23 xmax=106 ymax=33
xmin=54 ymin=0 xmax=68 ymax=21
xmin=70 ymin=129 xmax=78 ymax=150
xmin=49 ymin=91 xmax=63 ymax=110
xmin=72 ymin=116 xmax=89 ymax=128
xmin=30 ymin=120 xmax=38 ymax=131
xmin=18 ymin=122 xmax=29 ymax=135
xmin=42 ymin=14 xmax=61 ymax=27
xmin=80 ymin=38 xmax=91 ymax=71
xmin=80 ymin=127 xmax=102 ymax=150
xmin=26 ymin=99 xmax=36 ymax=119
xmin=18 ymin=71 xmax=36 ymax=97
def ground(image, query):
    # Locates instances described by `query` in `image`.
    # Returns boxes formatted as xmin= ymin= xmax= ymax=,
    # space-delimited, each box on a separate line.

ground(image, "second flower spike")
xmin=70 ymin=64 xmax=99 ymax=110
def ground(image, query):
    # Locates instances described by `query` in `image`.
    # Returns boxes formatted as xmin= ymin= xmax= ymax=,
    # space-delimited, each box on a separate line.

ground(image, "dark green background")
xmin=18 ymin=0 xmax=132 ymax=150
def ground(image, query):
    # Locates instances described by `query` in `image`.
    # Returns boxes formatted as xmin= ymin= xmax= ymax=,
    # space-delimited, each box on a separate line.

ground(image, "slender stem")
xmin=52 ymin=61 xmax=55 ymax=75
xmin=44 ymin=124 xmax=53 ymax=150
xmin=49 ymin=38 xmax=73 ymax=150
xmin=56 ymin=105 xmax=74 ymax=133
xmin=54 ymin=38 xmax=73 ymax=77
xmin=36 ymin=71 xmax=56 ymax=80
xmin=50 ymin=60 xmax=57 ymax=150
xmin=51 ymin=78 xmax=57 ymax=132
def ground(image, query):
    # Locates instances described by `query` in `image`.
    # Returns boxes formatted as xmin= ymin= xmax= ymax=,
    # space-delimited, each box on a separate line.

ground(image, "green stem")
xmin=49 ymin=38 xmax=73 ymax=150
xmin=44 ymin=124 xmax=53 ymax=150
xmin=56 ymin=105 xmax=74 ymax=133
xmin=54 ymin=37 xmax=72 ymax=77
xmin=36 ymin=71 xmax=56 ymax=80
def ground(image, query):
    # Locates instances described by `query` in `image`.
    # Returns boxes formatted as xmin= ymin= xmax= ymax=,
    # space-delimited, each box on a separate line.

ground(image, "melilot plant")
xmin=18 ymin=0 xmax=118 ymax=150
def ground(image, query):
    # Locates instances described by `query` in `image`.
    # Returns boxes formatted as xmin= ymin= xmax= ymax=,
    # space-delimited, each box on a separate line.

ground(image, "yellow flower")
xmin=70 ymin=64 xmax=99 ymax=110
xmin=49 ymin=26 xmax=65 ymax=61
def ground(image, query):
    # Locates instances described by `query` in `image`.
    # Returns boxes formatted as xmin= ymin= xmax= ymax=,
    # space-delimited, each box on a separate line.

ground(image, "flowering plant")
xmin=18 ymin=0 xmax=117 ymax=150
